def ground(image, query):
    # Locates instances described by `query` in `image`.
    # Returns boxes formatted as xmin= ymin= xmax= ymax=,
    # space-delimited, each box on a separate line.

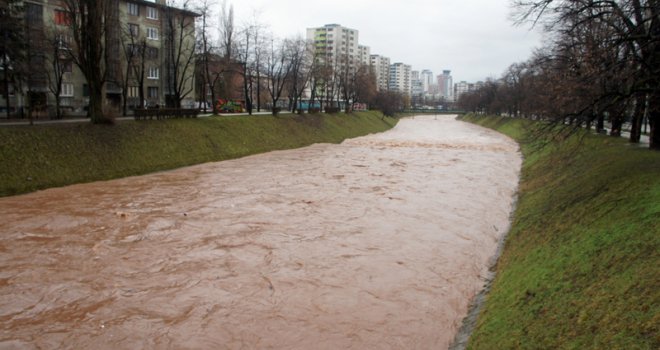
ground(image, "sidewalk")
xmin=0 ymin=111 xmax=280 ymax=126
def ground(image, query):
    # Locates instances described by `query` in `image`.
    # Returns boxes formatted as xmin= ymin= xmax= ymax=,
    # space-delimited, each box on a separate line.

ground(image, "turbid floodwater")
xmin=0 ymin=115 xmax=521 ymax=349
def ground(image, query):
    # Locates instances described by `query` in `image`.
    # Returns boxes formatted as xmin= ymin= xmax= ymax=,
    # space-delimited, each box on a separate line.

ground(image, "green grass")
xmin=459 ymin=115 xmax=659 ymax=349
xmin=0 ymin=111 xmax=397 ymax=197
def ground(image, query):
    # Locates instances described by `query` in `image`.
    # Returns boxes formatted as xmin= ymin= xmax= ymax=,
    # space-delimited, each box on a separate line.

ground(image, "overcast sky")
xmin=226 ymin=0 xmax=544 ymax=83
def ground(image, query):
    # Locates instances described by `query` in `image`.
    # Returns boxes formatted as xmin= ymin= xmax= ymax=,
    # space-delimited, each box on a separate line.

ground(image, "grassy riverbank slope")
xmin=0 ymin=111 xmax=397 ymax=197
xmin=459 ymin=115 xmax=659 ymax=349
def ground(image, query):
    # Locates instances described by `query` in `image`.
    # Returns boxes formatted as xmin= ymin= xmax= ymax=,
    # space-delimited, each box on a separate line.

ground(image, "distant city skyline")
xmin=229 ymin=0 xmax=543 ymax=83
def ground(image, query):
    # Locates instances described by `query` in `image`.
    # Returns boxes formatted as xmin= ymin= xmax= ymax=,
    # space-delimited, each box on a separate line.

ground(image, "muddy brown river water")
xmin=0 ymin=115 xmax=521 ymax=349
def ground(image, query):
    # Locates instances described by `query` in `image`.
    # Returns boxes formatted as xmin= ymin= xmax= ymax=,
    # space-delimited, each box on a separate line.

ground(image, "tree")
xmin=337 ymin=50 xmax=356 ymax=113
xmin=45 ymin=27 xmax=69 ymax=119
xmin=218 ymin=0 xmax=234 ymax=61
xmin=251 ymin=20 xmax=267 ymax=112
xmin=265 ymin=38 xmax=292 ymax=115
xmin=60 ymin=0 xmax=112 ymax=123
xmin=0 ymin=0 xmax=24 ymax=118
xmin=371 ymin=90 xmax=404 ymax=117
xmin=196 ymin=0 xmax=217 ymax=113
xmin=236 ymin=24 xmax=254 ymax=114
xmin=285 ymin=36 xmax=312 ymax=113
xmin=163 ymin=0 xmax=197 ymax=108
xmin=120 ymin=22 xmax=148 ymax=115
xmin=351 ymin=64 xmax=377 ymax=109
xmin=514 ymin=0 xmax=660 ymax=149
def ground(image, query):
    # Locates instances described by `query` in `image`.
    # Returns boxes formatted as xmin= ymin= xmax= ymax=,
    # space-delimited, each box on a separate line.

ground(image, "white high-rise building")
xmin=306 ymin=24 xmax=360 ymax=73
xmin=370 ymin=54 xmax=391 ymax=91
xmin=454 ymin=81 xmax=474 ymax=101
xmin=421 ymin=69 xmax=434 ymax=93
xmin=358 ymin=45 xmax=371 ymax=67
xmin=437 ymin=70 xmax=454 ymax=101
xmin=389 ymin=63 xmax=412 ymax=96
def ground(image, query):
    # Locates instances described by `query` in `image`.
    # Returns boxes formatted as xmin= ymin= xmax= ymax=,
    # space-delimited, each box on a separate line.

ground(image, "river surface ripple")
xmin=0 ymin=115 xmax=521 ymax=349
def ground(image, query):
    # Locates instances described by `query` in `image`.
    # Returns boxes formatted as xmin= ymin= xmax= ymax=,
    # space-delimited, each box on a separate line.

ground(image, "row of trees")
xmin=1 ymin=0 xmax=199 ymax=123
xmin=2 ymin=0 xmax=400 ymax=123
xmin=195 ymin=1 xmax=393 ymax=116
xmin=457 ymin=0 xmax=659 ymax=149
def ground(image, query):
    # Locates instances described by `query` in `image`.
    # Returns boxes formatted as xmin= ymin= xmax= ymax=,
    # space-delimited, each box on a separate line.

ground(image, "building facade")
xmin=454 ymin=80 xmax=473 ymax=101
xmin=420 ymin=69 xmax=434 ymax=94
xmin=437 ymin=70 xmax=453 ymax=102
xmin=389 ymin=62 xmax=412 ymax=96
xmin=369 ymin=54 xmax=390 ymax=92
xmin=0 ymin=0 xmax=198 ymax=118
xmin=306 ymin=24 xmax=360 ymax=73
xmin=357 ymin=45 xmax=370 ymax=67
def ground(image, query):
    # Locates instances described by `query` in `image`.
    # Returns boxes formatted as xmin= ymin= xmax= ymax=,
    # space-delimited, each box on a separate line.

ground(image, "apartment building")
xmin=454 ymin=80 xmax=473 ymax=101
xmin=306 ymin=24 xmax=360 ymax=72
xmin=123 ymin=0 xmax=199 ymax=109
xmin=389 ymin=62 xmax=412 ymax=96
xmin=0 ymin=0 xmax=198 ymax=117
xmin=369 ymin=54 xmax=390 ymax=91
xmin=437 ymin=70 xmax=453 ymax=101
xmin=357 ymin=45 xmax=370 ymax=67
xmin=420 ymin=69 xmax=434 ymax=94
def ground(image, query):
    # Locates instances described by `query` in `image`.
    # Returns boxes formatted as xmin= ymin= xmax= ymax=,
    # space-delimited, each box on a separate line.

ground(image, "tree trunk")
xmin=210 ymin=83 xmax=217 ymax=115
xmin=609 ymin=111 xmax=623 ymax=137
xmin=596 ymin=114 xmax=605 ymax=133
xmin=256 ymin=69 xmax=261 ymax=112
xmin=309 ymin=83 xmax=316 ymax=112
xmin=54 ymin=96 xmax=61 ymax=120
xmin=629 ymin=94 xmax=644 ymax=143
xmin=89 ymin=82 xmax=111 ymax=124
xmin=243 ymin=69 xmax=252 ymax=115
xmin=649 ymin=93 xmax=659 ymax=150
xmin=3 ymin=60 xmax=10 ymax=119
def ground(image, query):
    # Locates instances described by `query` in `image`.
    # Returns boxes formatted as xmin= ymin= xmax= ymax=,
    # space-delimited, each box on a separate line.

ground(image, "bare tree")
xmin=120 ymin=22 xmax=147 ymax=115
xmin=352 ymin=63 xmax=377 ymax=107
xmin=265 ymin=38 xmax=292 ymax=115
xmin=60 ymin=0 xmax=112 ymax=123
xmin=163 ymin=0 xmax=197 ymax=108
xmin=252 ymin=20 xmax=267 ymax=112
xmin=218 ymin=0 xmax=234 ymax=61
xmin=285 ymin=36 xmax=312 ymax=113
xmin=44 ymin=27 xmax=69 ymax=119
xmin=196 ymin=0 xmax=217 ymax=113
xmin=0 ymin=0 xmax=25 ymax=118
xmin=236 ymin=24 xmax=254 ymax=114
xmin=513 ymin=0 xmax=660 ymax=149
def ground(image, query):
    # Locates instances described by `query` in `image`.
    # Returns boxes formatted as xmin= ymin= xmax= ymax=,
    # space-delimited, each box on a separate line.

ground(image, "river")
xmin=0 ymin=115 xmax=521 ymax=349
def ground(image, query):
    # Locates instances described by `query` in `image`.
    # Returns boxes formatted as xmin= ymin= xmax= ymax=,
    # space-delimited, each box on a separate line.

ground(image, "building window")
xmin=147 ymin=86 xmax=158 ymax=98
xmin=57 ymin=34 xmax=71 ymax=49
xmin=54 ymin=10 xmax=70 ymax=25
xmin=128 ymin=86 xmax=140 ymax=98
xmin=126 ymin=44 xmax=139 ymax=57
xmin=147 ymin=27 xmax=158 ymax=40
xmin=83 ymin=84 xmax=89 ymax=97
xmin=127 ymin=2 xmax=139 ymax=16
xmin=146 ymin=47 xmax=159 ymax=60
xmin=26 ymin=3 xmax=43 ymax=24
xmin=61 ymin=83 xmax=74 ymax=97
xmin=147 ymin=67 xmax=159 ymax=79
xmin=129 ymin=23 xmax=139 ymax=37
xmin=146 ymin=7 xmax=158 ymax=20
xmin=62 ymin=61 xmax=73 ymax=73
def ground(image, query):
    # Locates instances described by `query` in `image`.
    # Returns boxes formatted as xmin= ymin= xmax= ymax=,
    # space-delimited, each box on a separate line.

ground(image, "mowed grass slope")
xmin=459 ymin=115 xmax=659 ymax=349
xmin=0 ymin=111 xmax=397 ymax=197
